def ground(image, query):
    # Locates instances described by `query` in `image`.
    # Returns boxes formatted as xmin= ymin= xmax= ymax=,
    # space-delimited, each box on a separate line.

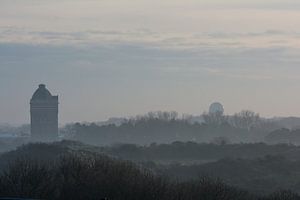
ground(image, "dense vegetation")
xmin=0 ymin=141 xmax=300 ymax=199
xmin=266 ymin=128 xmax=300 ymax=144
xmin=154 ymin=156 xmax=300 ymax=194
xmin=62 ymin=111 xmax=277 ymax=145
xmin=0 ymin=154 xmax=253 ymax=200
xmin=103 ymin=142 xmax=300 ymax=194
xmin=103 ymin=142 xmax=300 ymax=162
xmin=0 ymin=143 xmax=299 ymax=200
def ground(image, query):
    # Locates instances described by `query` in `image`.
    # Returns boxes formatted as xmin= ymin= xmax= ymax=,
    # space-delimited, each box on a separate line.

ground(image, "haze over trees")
xmin=58 ymin=110 xmax=282 ymax=146
xmin=1 ymin=141 xmax=300 ymax=199
xmin=2 ymin=0 xmax=300 ymax=198
xmin=1 ymin=111 xmax=300 ymax=199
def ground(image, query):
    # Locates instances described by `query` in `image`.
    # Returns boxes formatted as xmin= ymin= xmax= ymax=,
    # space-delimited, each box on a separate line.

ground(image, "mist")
xmin=1 ymin=0 xmax=300 ymax=199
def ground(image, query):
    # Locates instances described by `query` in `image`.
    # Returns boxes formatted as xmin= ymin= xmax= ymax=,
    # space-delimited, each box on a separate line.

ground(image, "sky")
xmin=1 ymin=0 xmax=300 ymax=124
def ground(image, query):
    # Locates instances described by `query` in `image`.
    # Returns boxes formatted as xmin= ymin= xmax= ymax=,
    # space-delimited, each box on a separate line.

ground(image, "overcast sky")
xmin=1 ymin=0 xmax=300 ymax=124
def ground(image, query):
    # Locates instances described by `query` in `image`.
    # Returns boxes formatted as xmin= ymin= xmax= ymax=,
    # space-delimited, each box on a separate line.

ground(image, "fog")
xmin=2 ymin=0 xmax=300 ymax=199
xmin=1 ymin=0 xmax=300 ymax=124
xmin=1 ymin=44 xmax=300 ymax=124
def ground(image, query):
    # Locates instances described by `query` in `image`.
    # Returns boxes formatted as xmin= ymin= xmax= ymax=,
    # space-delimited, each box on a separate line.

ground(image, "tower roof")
xmin=31 ymin=84 xmax=53 ymax=101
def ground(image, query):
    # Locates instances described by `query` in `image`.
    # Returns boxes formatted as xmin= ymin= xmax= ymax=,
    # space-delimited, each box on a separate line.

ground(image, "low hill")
xmin=0 ymin=141 xmax=256 ymax=200
xmin=1 ymin=141 xmax=300 ymax=196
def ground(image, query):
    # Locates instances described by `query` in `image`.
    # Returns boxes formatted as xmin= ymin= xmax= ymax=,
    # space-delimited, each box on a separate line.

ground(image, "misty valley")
xmin=2 ymin=110 xmax=300 ymax=199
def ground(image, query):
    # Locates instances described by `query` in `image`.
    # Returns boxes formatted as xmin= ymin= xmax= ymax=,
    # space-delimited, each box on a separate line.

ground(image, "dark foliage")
xmin=265 ymin=129 xmax=300 ymax=145
xmin=103 ymin=142 xmax=300 ymax=161
xmin=0 ymin=154 xmax=251 ymax=200
xmin=0 ymin=142 xmax=300 ymax=199
xmin=153 ymin=155 xmax=300 ymax=194
xmin=0 ymin=153 xmax=298 ymax=200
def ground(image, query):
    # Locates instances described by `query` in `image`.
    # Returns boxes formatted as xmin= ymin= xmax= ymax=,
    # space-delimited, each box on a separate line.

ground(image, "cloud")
xmin=1 ymin=26 xmax=300 ymax=51
xmin=0 ymin=42 xmax=298 ymax=77
xmin=1 ymin=41 xmax=300 ymax=123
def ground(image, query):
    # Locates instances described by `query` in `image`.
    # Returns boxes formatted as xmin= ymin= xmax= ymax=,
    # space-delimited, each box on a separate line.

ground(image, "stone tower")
xmin=30 ymin=84 xmax=58 ymax=141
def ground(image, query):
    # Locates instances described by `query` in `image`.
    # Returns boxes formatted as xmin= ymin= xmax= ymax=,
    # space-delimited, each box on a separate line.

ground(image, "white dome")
xmin=209 ymin=102 xmax=224 ymax=114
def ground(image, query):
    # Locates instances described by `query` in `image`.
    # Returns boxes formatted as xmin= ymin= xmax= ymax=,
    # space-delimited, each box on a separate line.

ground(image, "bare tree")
xmin=230 ymin=110 xmax=261 ymax=131
xmin=203 ymin=112 xmax=227 ymax=126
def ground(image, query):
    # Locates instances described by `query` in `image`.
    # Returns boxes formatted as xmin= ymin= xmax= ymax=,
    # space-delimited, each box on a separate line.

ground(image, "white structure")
xmin=209 ymin=102 xmax=224 ymax=115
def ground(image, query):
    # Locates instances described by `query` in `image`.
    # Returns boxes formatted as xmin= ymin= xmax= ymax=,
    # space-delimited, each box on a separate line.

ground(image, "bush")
xmin=0 ymin=153 xmax=298 ymax=200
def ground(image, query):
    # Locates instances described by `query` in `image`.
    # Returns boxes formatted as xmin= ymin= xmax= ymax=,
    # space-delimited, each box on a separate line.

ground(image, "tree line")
xmin=61 ymin=111 xmax=278 ymax=145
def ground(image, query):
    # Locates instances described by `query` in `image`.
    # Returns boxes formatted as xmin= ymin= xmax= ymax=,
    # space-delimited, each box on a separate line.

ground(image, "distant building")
xmin=30 ymin=84 xmax=58 ymax=141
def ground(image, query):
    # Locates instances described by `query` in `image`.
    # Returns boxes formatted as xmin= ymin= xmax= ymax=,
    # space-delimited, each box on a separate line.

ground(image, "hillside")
xmin=1 ymin=141 xmax=300 ymax=199
xmin=1 ymin=141 xmax=300 ymax=196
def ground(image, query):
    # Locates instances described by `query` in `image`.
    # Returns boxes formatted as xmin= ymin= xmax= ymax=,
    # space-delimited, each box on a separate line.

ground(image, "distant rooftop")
xmin=31 ymin=84 xmax=56 ymax=101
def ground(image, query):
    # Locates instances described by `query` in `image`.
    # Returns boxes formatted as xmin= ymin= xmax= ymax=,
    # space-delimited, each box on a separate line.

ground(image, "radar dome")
xmin=209 ymin=102 xmax=224 ymax=115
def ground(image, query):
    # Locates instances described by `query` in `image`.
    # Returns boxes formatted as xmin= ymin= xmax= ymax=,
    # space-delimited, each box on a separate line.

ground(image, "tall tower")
xmin=30 ymin=84 xmax=58 ymax=141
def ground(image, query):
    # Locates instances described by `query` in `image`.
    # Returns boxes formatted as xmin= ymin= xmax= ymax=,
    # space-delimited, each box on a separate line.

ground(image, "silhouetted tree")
xmin=230 ymin=110 xmax=261 ymax=131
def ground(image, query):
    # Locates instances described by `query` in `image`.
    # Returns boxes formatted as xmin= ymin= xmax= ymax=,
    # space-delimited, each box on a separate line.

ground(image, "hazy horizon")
xmin=1 ymin=0 xmax=300 ymax=124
